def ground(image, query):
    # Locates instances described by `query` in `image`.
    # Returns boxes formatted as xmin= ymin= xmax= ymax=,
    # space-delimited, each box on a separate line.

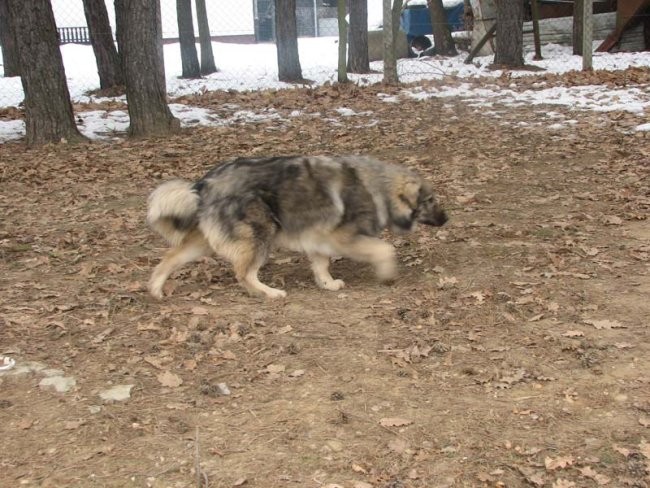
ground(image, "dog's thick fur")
xmin=147 ymin=155 xmax=447 ymax=299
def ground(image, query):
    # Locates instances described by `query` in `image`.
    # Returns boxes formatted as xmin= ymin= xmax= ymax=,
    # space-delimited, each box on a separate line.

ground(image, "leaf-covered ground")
xmin=1 ymin=69 xmax=649 ymax=488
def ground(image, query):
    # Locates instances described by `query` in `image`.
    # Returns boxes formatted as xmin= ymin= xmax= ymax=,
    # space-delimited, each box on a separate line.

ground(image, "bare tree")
xmin=82 ymin=0 xmax=124 ymax=89
xmin=115 ymin=0 xmax=180 ymax=137
xmin=494 ymin=0 xmax=523 ymax=67
xmin=427 ymin=0 xmax=457 ymax=56
xmin=347 ymin=0 xmax=369 ymax=73
xmin=9 ymin=0 xmax=84 ymax=145
xmin=274 ymin=0 xmax=303 ymax=82
xmin=176 ymin=0 xmax=200 ymax=78
xmin=195 ymin=0 xmax=216 ymax=75
xmin=382 ymin=0 xmax=402 ymax=84
xmin=0 ymin=0 xmax=19 ymax=77
xmin=337 ymin=0 xmax=348 ymax=83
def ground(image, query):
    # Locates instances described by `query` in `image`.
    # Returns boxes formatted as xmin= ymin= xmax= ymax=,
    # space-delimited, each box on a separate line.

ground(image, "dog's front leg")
xmin=308 ymin=253 xmax=345 ymax=291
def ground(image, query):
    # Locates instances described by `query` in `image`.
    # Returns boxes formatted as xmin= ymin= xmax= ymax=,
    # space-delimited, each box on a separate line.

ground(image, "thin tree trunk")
xmin=274 ymin=0 xmax=303 ymax=82
xmin=428 ymin=0 xmax=457 ymax=56
xmin=382 ymin=0 xmax=398 ymax=84
xmin=494 ymin=0 xmax=524 ymax=67
xmin=195 ymin=0 xmax=216 ymax=75
xmin=82 ymin=0 xmax=124 ymax=89
xmin=115 ymin=0 xmax=180 ymax=137
xmin=9 ymin=0 xmax=85 ymax=145
xmin=176 ymin=0 xmax=200 ymax=78
xmin=347 ymin=0 xmax=369 ymax=74
xmin=0 ymin=0 xmax=20 ymax=76
xmin=337 ymin=0 xmax=348 ymax=83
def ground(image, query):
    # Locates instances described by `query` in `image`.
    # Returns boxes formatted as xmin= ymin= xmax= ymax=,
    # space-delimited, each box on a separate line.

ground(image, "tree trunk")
xmin=382 ymin=0 xmax=398 ymax=84
xmin=337 ymin=0 xmax=348 ymax=83
xmin=274 ymin=0 xmax=303 ymax=82
xmin=176 ymin=0 xmax=200 ymax=78
xmin=494 ymin=0 xmax=523 ymax=67
xmin=0 ymin=0 xmax=20 ymax=76
xmin=82 ymin=0 xmax=124 ymax=89
xmin=9 ymin=0 xmax=85 ymax=145
xmin=347 ymin=0 xmax=369 ymax=74
xmin=195 ymin=0 xmax=216 ymax=75
xmin=115 ymin=0 xmax=180 ymax=137
xmin=572 ymin=0 xmax=583 ymax=55
xmin=428 ymin=0 xmax=457 ymax=56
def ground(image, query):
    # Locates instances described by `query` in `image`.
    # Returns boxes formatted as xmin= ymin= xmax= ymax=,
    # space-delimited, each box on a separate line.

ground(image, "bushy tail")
xmin=147 ymin=180 xmax=199 ymax=246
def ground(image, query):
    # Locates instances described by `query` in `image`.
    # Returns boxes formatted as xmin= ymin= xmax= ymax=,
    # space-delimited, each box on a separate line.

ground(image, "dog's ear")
xmin=400 ymin=180 xmax=421 ymax=210
xmin=388 ymin=177 xmax=421 ymax=233
xmin=416 ymin=182 xmax=448 ymax=227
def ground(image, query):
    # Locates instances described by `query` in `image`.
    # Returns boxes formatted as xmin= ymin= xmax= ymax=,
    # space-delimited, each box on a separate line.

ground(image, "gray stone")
xmin=39 ymin=376 xmax=77 ymax=393
xmin=99 ymin=384 xmax=134 ymax=402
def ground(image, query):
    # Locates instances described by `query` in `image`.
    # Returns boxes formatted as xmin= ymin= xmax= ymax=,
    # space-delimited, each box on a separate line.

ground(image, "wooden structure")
xmin=597 ymin=0 xmax=650 ymax=52
xmin=57 ymin=26 xmax=91 ymax=44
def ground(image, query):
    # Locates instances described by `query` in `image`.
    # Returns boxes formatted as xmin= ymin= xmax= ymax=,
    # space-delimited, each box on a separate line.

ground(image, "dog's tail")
xmin=147 ymin=180 xmax=200 ymax=246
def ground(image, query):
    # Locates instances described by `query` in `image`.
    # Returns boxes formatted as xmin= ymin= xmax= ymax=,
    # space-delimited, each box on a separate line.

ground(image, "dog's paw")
xmin=149 ymin=286 xmax=165 ymax=300
xmin=320 ymin=279 xmax=345 ymax=291
xmin=375 ymin=260 xmax=397 ymax=283
xmin=265 ymin=288 xmax=287 ymax=299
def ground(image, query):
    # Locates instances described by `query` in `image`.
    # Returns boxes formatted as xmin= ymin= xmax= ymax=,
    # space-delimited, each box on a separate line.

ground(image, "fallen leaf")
xmin=579 ymin=466 xmax=610 ymax=485
xmin=183 ymin=359 xmax=197 ymax=371
xmin=640 ymin=440 xmax=650 ymax=459
xmin=517 ymin=466 xmax=545 ymax=487
xmin=137 ymin=322 xmax=161 ymax=332
xmin=157 ymin=371 xmax=183 ymax=388
xmin=266 ymin=364 xmax=285 ymax=374
xmin=351 ymin=463 xmax=368 ymax=474
xmin=613 ymin=445 xmax=631 ymax=457
xmin=277 ymin=325 xmax=293 ymax=334
xmin=379 ymin=417 xmax=413 ymax=427
xmin=584 ymin=319 xmax=625 ymax=330
xmin=63 ymin=419 xmax=86 ymax=430
xmin=562 ymin=330 xmax=584 ymax=337
xmin=602 ymin=215 xmax=622 ymax=225
xmin=18 ymin=418 xmax=34 ymax=430
xmin=353 ymin=482 xmax=373 ymax=488
xmin=545 ymin=455 xmax=574 ymax=470
xmin=552 ymin=480 xmax=575 ymax=488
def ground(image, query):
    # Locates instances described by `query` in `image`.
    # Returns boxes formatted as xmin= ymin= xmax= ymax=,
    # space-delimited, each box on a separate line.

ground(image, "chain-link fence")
xmin=0 ymin=0 xmax=364 ymax=108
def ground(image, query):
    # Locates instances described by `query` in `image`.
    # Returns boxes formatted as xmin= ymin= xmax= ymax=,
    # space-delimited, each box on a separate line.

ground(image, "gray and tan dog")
xmin=147 ymin=155 xmax=447 ymax=299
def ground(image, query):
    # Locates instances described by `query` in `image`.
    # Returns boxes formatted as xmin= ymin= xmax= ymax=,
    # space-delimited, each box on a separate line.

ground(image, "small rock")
xmin=39 ymin=376 xmax=76 ymax=393
xmin=41 ymin=368 xmax=65 ymax=377
xmin=216 ymin=383 xmax=231 ymax=395
xmin=1 ymin=361 xmax=47 ymax=376
xmin=99 ymin=384 xmax=134 ymax=402
xmin=88 ymin=405 xmax=102 ymax=414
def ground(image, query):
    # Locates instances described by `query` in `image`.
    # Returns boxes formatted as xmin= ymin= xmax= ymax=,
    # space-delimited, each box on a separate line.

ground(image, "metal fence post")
xmin=582 ymin=0 xmax=593 ymax=71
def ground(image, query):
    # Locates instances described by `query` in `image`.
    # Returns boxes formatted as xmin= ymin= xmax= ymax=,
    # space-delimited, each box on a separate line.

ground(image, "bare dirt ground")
xmin=1 ymin=70 xmax=649 ymax=488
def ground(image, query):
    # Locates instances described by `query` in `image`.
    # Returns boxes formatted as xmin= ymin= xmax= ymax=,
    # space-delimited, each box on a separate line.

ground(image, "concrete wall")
xmin=368 ymin=29 xmax=410 ymax=62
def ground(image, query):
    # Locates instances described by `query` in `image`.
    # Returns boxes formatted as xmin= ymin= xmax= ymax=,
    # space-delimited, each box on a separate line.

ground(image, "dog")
xmin=147 ymin=155 xmax=448 ymax=299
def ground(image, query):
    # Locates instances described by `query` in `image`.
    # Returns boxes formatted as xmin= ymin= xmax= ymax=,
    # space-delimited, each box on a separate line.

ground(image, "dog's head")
xmin=390 ymin=177 xmax=448 ymax=233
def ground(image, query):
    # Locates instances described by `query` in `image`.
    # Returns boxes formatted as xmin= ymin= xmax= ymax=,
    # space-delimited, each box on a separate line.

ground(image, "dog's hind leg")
xmin=308 ymin=253 xmax=345 ymax=291
xmin=149 ymin=230 xmax=212 ymax=299
xmin=228 ymin=241 xmax=287 ymax=299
